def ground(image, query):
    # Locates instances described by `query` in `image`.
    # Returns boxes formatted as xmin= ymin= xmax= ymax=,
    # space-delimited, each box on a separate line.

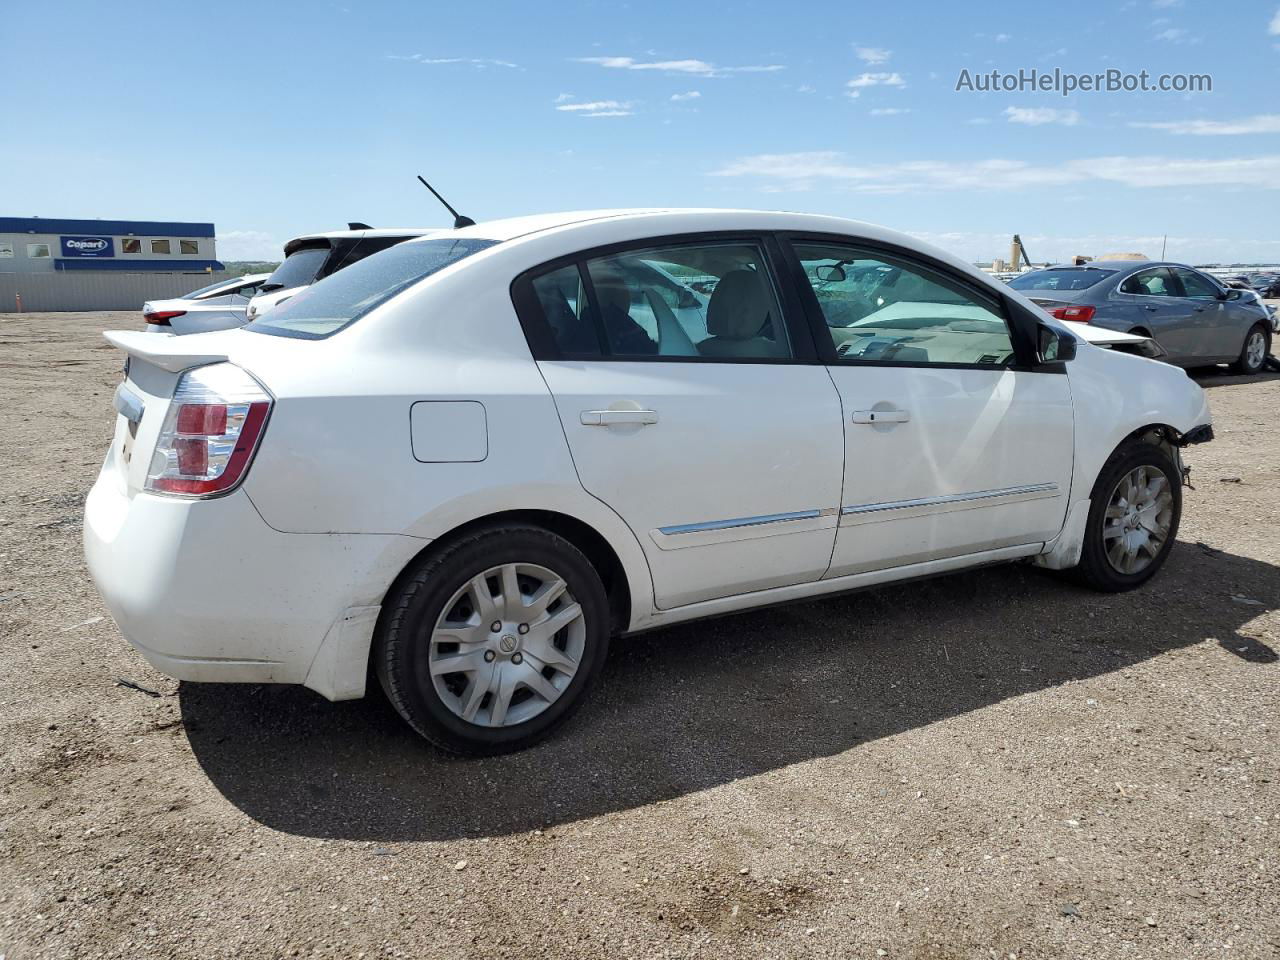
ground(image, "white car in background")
xmin=243 ymin=225 xmax=439 ymax=323
xmin=142 ymin=273 xmax=269 ymax=334
xmin=85 ymin=209 xmax=1213 ymax=755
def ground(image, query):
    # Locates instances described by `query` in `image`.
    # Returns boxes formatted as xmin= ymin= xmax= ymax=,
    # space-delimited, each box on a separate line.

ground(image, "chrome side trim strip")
xmin=841 ymin=483 xmax=1059 ymax=516
xmin=659 ymin=509 xmax=823 ymax=536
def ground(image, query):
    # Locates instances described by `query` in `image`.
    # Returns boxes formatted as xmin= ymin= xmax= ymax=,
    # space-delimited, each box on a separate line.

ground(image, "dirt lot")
xmin=1 ymin=312 xmax=1278 ymax=960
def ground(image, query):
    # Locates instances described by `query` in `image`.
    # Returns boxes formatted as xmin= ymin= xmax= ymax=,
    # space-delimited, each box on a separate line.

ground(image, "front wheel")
xmin=1072 ymin=443 xmax=1182 ymax=592
xmin=374 ymin=525 xmax=610 ymax=755
xmin=1231 ymin=323 xmax=1270 ymax=376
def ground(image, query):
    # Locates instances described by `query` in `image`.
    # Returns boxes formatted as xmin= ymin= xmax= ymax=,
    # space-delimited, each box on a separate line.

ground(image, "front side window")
xmin=1120 ymin=267 xmax=1176 ymax=297
xmin=27 ymin=243 xmax=50 ymax=258
xmin=793 ymin=243 xmax=1015 ymax=366
xmin=179 ymin=239 xmax=200 ymax=255
xmin=528 ymin=241 xmax=792 ymax=360
xmin=121 ymin=238 xmax=141 ymax=254
xmin=151 ymin=239 xmax=171 ymax=254
xmin=1173 ymin=267 xmax=1221 ymax=300
xmin=248 ymin=237 xmax=496 ymax=339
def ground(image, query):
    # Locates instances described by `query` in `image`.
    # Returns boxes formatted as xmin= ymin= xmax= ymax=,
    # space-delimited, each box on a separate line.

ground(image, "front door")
xmin=784 ymin=238 xmax=1075 ymax=577
xmin=515 ymin=236 xmax=846 ymax=609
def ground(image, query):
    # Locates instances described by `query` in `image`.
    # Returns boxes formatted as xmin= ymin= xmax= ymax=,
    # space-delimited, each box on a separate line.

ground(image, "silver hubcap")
xmin=429 ymin=562 xmax=585 ymax=728
xmin=1246 ymin=331 xmax=1266 ymax=368
xmin=1102 ymin=465 xmax=1174 ymax=575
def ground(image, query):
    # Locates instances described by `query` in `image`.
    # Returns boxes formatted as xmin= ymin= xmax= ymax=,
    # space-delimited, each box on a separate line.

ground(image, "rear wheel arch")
xmin=379 ymin=509 xmax=632 ymax=637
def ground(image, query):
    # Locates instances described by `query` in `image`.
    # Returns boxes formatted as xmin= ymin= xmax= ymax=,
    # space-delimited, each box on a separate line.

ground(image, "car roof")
xmin=1040 ymin=260 xmax=1192 ymax=272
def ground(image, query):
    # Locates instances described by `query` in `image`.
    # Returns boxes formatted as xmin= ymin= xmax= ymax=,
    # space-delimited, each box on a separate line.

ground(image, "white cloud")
xmin=854 ymin=46 xmax=892 ymax=64
xmin=994 ymin=33 xmax=1012 ymax=42
xmin=555 ymin=99 xmax=634 ymax=117
xmin=848 ymin=71 xmax=906 ymax=89
xmin=1271 ymin=6 xmax=1280 ymax=33
xmin=555 ymin=92 xmax=575 ymax=103
xmin=574 ymin=56 xmax=784 ymax=77
xmin=1154 ymin=27 xmax=1191 ymax=42
xmin=670 ymin=90 xmax=701 ymax=101
xmin=869 ymin=107 xmax=911 ymax=116
xmin=709 ymin=150 xmax=1280 ymax=193
xmin=1004 ymin=106 xmax=1081 ymax=126
xmin=1151 ymin=0 xmax=1181 ymax=7
xmin=218 ymin=230 xmax=283 ymax=261
xmin=1130 ymin=114 xmax=1280 ymax=135
xmin=385 ymin=54 xmax=519 ymax=67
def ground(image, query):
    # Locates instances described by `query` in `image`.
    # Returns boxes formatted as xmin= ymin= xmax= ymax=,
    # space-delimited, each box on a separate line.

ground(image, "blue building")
xmin=0 ymin=216 xmax=227 ymax=312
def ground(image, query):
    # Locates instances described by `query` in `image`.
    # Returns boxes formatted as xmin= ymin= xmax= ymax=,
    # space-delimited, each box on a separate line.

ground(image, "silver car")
xmin=1009 ymin=261 xmax=1274 ymax=375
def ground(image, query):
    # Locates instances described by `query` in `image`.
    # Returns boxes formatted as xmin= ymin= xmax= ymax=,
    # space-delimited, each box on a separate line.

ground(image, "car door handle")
xmin=851 ymin=409 xmax=910 ymax=425
xmin=1144 ymin=305 xmax=1159 ymax=311
xmin=580 ymin=409 xmax=659 ymax=426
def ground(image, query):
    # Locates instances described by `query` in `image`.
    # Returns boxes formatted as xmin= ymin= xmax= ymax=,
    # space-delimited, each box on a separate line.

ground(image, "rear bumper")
xmin=83 ymin=476 xmax=426 ymax=697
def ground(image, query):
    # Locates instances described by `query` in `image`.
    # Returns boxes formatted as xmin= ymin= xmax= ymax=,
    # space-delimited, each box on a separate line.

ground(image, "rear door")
xmin=512 ymin=235 xmax=845 ymax=610
xmin=1115 ymin=267 xmax=1197 ymax=361
xmin=780 ymin=237 xmax=1074 ymax=577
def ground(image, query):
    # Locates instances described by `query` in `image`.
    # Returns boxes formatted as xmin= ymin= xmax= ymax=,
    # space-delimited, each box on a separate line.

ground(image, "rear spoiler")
xmin=103 ymin=330 xmax=229 ymax=374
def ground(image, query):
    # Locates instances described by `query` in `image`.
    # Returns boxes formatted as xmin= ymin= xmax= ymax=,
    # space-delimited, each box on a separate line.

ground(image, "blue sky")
xmin=6 ymin=0 xmax=1280 ymax=264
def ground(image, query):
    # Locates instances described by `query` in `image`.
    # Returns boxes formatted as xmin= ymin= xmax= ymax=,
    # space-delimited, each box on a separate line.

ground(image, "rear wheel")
xmin=1232 ymin=323 xmax=1270 ymax=375
xmin=375 ymin=525 xmax=610 ymax=755
xmin=1072 ymin=443 xmax=1181 ymax=592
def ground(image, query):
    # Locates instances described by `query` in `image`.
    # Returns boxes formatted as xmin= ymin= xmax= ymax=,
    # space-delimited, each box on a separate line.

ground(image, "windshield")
xmin=183 ymin=277 xmax=243 ymax=299
xmin=1009 ymin=268 xmax=1116 ymax=292
xmin=248 ymin=237 xmax=498 ymax=339
xmin=262 ymin=246 xmax=329 ymax=291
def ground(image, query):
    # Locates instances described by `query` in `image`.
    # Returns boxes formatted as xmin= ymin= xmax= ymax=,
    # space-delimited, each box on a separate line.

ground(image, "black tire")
xmin=1071 ymin=442 xmax=1182 ymax=592
xmin=1231 ymin=322 xmax=1270 ymax=376
xmin=374 ymin=525 xmax=610 ymax=755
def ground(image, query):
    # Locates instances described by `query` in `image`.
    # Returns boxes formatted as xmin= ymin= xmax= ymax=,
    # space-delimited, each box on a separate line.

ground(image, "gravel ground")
xmin=1 ymin=312 xmax=1278 ymax=960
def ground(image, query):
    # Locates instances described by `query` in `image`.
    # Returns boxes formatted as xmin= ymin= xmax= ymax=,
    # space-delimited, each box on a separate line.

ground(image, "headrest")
xmin=706 ymin=269 xmax=770 ymax=339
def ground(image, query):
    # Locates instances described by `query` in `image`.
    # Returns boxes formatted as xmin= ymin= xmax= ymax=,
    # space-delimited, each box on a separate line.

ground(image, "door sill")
xmin=629 ymin=542 xmax=1043 ymax=633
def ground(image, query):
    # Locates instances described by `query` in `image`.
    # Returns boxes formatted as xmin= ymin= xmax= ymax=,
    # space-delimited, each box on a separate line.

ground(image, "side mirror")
xmin=1038 ymin=324 xmax=1077 ymax=364
xmin=814 ymin=264 xmax=847 ymax=283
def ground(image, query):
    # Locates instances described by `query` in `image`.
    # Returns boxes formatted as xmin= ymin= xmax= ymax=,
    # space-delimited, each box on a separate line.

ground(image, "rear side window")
xmin=248 ymin=237 xmax=497 ymax=339
xmin=264 ymin=245 xmax=330 ymax=291
xmin=520 ymin=240 xmax=792 ymax=360
xmin=1009 ymin=268 xmax=1116 ymax=291
xmin=1120 ymin=267 xmax=1177 ymax=297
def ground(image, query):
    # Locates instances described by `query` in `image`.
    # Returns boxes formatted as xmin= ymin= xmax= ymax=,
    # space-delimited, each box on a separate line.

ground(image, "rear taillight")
xmin=146 ymin=364 xmax=272 ymax=497
xmin=1050 ymin=305 xmax=1096 ymax=323
xmin=144 ymin=309 xmax=186 ymax=325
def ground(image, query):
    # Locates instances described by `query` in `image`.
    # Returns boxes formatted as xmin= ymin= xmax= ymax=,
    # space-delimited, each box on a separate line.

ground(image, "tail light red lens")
xmin=1050 ymin=305 xmax=1096 ymax=323
xmin=144 ymin=310 xmax=186 ymax=325
xmin=146 ymin=364 xmax=272 ymax=497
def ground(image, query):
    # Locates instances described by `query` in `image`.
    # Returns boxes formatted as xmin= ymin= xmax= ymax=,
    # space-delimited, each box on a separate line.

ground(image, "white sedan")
xmin=142 ymin=273 xmax=270 ymax=334
xmin=84 ymin=209 xmax=1213 ymax=754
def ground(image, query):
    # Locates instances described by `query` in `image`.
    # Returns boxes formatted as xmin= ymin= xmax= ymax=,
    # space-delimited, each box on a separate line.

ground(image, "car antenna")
xmin=416 ymin=175 xmax=475 ymax=228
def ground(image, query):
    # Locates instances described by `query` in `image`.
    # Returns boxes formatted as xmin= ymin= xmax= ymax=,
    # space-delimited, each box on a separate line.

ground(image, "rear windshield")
xmin=184 ymin=277 xmax=242 ymax=299
xmin=1009 ymin=268 xmax=1116 ymax=292
xmin=263 ymin=246 xmax=329 ymax=291
xmin=247 ymin=237 xmax=497 ymax=339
